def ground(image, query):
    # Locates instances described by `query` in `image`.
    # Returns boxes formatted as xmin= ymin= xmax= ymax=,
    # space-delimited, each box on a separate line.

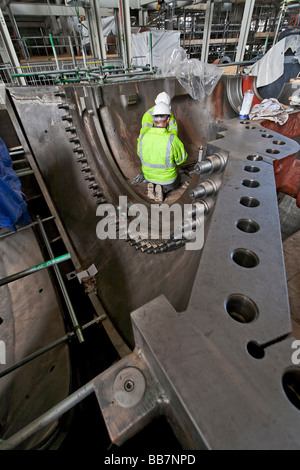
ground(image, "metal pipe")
xmin=12 ymin=158 xmax=27 ymax=165
xmin=0 ymin=380 xmax=95 ymax=450
xmin=49 ymin=33 xmax=60 ymax=70
xmin=36 ymin=216 xmax=84 ymax=344
xmin=0 ymin=253 xmax=70 ymax=287
xmin=15 ymin=169 xmax=35 ymax=177
xmin=68 ymin=35 xmax=76 ymax=68
xmin=0 ymin=314 xmax=106 ymax=379
xmin=0 ymin=216 xmax=55 ymax=239
xmin=9 ymin=149 xmax=25 ymax=156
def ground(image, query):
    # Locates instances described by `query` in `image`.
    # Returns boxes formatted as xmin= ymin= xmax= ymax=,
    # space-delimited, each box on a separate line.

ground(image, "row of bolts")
xmin=56 ymin=91 xmax=107 ymax=206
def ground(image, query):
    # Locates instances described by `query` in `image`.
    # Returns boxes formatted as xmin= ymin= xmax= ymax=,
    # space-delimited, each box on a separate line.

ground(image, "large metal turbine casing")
xmin=7 ymin=76 xmax=235 ymax=346
xmin=5 ymin=75 xmax=300 ymax=449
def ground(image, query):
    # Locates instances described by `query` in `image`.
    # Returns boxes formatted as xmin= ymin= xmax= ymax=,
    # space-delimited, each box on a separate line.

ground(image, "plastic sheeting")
xmin=0 ymin=138 xmax=30 ymax=231
xmin=157 ymin=45 xmax=224 ymax=101
xmin=244 ymin=35 xmax=300 ymax=88
xmin=132 ymin=30 xmax=181 ymax=68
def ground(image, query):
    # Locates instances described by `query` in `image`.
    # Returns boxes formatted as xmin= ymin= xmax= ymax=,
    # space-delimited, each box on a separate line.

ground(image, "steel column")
xmin=235 ymin=0 xmax=256 ymax=63
xmin=201 ymin=0 xmax=214 ymax=63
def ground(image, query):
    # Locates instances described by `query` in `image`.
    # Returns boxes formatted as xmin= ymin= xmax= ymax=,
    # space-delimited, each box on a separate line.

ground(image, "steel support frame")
xmin=118 ymin=0 xmax=132 ymax=69
xmin=235 ymin=0 xmax=256 ymax=63
xmin=86 ymin=0 xmax=107 ymax=61
xmin=0 ymin=8 xmax=26 ymax=85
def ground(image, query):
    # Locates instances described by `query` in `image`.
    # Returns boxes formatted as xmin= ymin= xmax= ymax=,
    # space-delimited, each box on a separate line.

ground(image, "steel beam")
xmin=201 ymin=0 xmax=214 ymax=63
xmin=235 ymin=0 xmax=256 ymax=62
xmin=0 ymin=8 xmax=26 ymax=85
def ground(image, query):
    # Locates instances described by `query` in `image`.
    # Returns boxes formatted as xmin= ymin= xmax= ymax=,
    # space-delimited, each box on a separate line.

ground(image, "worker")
xmin=137 ymin=102 xmax=187 ymax=202
xmin=139 ymin=92 xmax=178 ymax=138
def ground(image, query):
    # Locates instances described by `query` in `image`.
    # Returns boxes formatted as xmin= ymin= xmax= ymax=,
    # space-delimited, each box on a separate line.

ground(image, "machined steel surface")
xmin=5 ymin=76 xmax=300 ymax=449
xmin=94 ymin=118 xmax=300 ymax=450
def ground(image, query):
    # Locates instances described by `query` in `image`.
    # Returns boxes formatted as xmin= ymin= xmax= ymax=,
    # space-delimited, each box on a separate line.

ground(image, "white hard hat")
xmin=152 ymin=102 xmax=171 ymax=116
xmin=155 ymin=92 xmax=171 ymax=106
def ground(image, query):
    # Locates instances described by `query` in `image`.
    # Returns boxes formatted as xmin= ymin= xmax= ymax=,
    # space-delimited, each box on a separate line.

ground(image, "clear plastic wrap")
xmin=157 ymin=45 xmax=224 ymax=100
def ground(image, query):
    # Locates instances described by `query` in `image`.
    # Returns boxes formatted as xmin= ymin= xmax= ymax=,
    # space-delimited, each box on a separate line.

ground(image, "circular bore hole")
xmin=240 ymin=121 xmax=250 ymax=125
xmin=0 ymin=317 xmax=3 ymax=325
xmin=261 ymin=133 xmax=273 ymax=138
xmin=244 ymin=165 xmax=260 ymax=173
xmin=247 ymin=155 xmax=263 ymax=161
xmin=245 ymin=125 xmax=256 ymax=129
xmin=39 ymin=288 xmax=43 ymax=293
xmin=242 ymin=179 xmax=260 ymax=188
xmin=266 ymin=149 xmax=280 ymax=154
xmin=231 ymin=248 xmax=259 ymax=268
xmin=236 ymin=219 xmax=260 ymax=233
xmin=272 ymin=140 xmax=285 ymax=145
xmin=225 ymin=294 xmax=259 ymax=323
xmin=282 ymin=368 xmax=300 ymax=410
xmin=239 ymin=196 xmax=260 ymax=208
xmin=124 ymin=380 xmax=134 ymax=392
xmin=247 ymin=341 xmax=265 ymax=359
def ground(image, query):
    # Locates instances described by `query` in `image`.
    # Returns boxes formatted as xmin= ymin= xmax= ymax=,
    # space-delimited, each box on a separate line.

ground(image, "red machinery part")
xmin=261 ymin=112 xmax=300 ymax=208
xmin=273 ymin=153 xmax=300 ymax=208
xmin=241 ymin=76 xmax=261 ymax=106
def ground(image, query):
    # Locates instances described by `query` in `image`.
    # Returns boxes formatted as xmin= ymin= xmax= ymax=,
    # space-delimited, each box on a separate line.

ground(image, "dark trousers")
xmin=161 ymin=175 xmax=180 ymax=194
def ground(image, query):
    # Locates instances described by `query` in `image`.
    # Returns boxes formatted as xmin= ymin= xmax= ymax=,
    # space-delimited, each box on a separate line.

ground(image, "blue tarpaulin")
xmin=0 ymin=137 xmax=30 ymax=231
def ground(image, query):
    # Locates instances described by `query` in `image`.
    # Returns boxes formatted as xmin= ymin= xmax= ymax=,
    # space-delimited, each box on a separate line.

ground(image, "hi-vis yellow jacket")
xmin=139 ymin=106 xmax=178 ymax=138
xmin=137 ymin=127 xmax=187 ymax=184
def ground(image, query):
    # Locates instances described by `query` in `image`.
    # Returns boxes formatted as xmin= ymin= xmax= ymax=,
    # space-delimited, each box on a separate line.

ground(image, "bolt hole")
xmin=239 ymin=196 xmax=260 ymax=208
xmin=244 ymin=165 xmax=260 ymax=173
xmin=0 ymin=317 xmax=3 ymax=325
xmin=225 ymin=294 xmax=258 ymax=323
xmin=39 ymin=288 xmax=43 ymax=293
xmin=266 ymin=149 xmax=280 ymax=154
xmin=262 ymin=133 xmax=273 ymax=138
xmin=282 ymin=368 xmax=300 ymax=410
xmin=247 ymin=155 xmax=263 ymax=161
xmin=242 ymin=179 xmax=260 ymax=188
xmin=232 ymin=248 xmax=259 ymax=268
xmin=49 ymin=365 xmax=55 ymax=373
xmin=240 ymin=121 xmax=250 ymax=124
xmin=245 ymin=125 xmax=256 ymax=129
xmin=247 ymin=341 xmax=265 ymax=359
xmin=236 ymin=219 xmax=260 ymax=233
xmin=124 ymin=380 xmax=134 ymax=392
xmin=272 ymin=140 xmax=285 ymax=145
